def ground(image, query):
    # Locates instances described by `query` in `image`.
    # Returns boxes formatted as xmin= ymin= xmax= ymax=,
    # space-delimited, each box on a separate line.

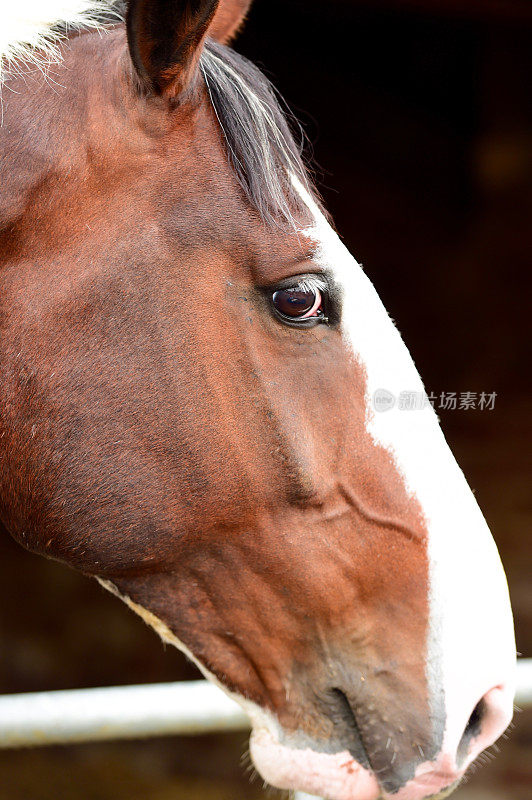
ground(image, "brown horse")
xmin=0 ymin=2 xmax=516 ymax=799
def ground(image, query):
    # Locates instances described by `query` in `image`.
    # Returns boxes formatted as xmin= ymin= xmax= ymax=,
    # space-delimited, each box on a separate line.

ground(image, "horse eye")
xmin=272 ymin=286 xmax=323 ymax=320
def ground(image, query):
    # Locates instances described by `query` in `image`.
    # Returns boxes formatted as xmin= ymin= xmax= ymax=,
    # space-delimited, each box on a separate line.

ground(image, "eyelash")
xmin=268 ymin=274 xmax=331 ymax=327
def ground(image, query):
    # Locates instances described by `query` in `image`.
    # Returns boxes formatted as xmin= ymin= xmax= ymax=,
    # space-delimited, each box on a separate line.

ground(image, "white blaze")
xmin=297 ymin=181 xmax=516 ymax=763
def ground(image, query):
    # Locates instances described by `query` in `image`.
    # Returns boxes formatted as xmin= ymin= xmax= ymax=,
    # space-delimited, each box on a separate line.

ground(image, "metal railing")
xmin=0 ymin=680 xmax=248 ymax=747
xmin=0 ymin=659 xmax=530 ymax=749
xmin=0 ymin=658 xmax=529 ymax=750
xmin=0 ymin=661 xmax=530 ymax=800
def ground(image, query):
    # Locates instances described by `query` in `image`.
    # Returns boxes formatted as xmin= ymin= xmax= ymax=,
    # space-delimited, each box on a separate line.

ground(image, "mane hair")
xmin=200 ymin=40 xmax=317 ymax=227
xmin=1 ymin=1 xmax=318 ymax=227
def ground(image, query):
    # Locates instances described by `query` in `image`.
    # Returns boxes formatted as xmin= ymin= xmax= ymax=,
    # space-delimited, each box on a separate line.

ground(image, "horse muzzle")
xmin=248 ymin=679 xmax=514 ymax=800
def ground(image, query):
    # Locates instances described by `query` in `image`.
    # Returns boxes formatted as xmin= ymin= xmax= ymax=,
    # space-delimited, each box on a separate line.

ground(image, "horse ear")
xmin=126 ymin=0 xmax=220 ymax=99
xmin=209 ymin=0 xmax=252 ymax=43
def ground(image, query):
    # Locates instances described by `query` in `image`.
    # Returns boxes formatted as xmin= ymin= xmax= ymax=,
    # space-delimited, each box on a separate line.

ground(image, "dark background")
xmin=1 ymin=1 xmax=530 ymax=798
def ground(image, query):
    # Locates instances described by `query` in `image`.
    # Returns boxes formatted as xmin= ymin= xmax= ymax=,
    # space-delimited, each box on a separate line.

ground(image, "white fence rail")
xmin=0 ymin=659 xmax=530 ymax=749
xmin=0 ymin=680 xmax=248 ymax=747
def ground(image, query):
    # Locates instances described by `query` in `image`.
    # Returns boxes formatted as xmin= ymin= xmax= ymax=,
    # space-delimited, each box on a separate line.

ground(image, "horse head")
xmin=0 ymin=2 xmax=515 ymax=798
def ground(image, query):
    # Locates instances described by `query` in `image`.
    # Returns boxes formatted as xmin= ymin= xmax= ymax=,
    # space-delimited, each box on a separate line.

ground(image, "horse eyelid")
xmin=264 ymin=273 xmax=330 ymax=294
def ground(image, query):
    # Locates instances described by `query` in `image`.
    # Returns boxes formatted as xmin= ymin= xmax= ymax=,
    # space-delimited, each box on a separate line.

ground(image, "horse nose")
xmin=325 ymin=681 xmax=514 ymax=799
xmin=456 ymin=684 xmax=513 ymax=768
xmin=324 ymin=686 xmax=431 ymax=794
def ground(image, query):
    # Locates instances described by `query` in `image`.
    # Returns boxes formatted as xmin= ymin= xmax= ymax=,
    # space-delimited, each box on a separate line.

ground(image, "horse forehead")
xmin=0 ymin=28 xmax=319 ymax=282
xmin=0 ymin=32 xmax=189 ymax=191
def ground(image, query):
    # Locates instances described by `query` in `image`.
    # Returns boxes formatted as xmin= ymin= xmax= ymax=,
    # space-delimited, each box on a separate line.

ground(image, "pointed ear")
xmin=209 ymin=0 xmax=253 ymax=44
xmin=126 ymin=0 xmax=220 ymax=99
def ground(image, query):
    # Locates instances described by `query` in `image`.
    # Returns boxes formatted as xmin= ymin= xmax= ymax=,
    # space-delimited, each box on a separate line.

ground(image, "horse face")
xmin=0 ymin=2 xmax=515 ymax=799
xmin=246 ymin=193 xmax=517 ymax=799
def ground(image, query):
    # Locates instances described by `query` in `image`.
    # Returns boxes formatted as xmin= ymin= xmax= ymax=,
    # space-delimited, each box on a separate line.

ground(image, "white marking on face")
xmin=294 ymin=179 xmax=516 ymax=767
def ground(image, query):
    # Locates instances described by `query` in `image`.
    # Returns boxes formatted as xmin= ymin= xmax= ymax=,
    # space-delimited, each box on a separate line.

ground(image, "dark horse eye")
xmin=272 ymin=286 xmax=323 ymax=320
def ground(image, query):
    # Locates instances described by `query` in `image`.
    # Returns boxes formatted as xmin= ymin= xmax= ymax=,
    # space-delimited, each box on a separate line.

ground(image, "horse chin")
xmin=249 ymin=727 xmax=382 ymax=800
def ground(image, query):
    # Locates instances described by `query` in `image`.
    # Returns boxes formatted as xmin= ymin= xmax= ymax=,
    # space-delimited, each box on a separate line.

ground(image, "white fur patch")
xmin=292 ymin=177 xmax=516 ymax=766
xmin=0 ymin=1 xmax=121 ymax=86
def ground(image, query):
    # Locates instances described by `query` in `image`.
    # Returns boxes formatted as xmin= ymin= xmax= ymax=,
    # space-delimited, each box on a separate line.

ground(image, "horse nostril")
xmin=329 ymin=688 xmax=371 ymax=769
xmin=457 ymin=698 xmax=486 ymax=762
xmin=456 ymin=685 xmax=513 ymax=769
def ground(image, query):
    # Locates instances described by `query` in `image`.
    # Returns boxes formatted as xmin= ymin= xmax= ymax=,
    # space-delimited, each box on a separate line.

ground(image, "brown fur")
xmin=0 ymin=1 xmax=432 ymax=788
xmin=210 ymin=0 xmax=251 ymax=42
